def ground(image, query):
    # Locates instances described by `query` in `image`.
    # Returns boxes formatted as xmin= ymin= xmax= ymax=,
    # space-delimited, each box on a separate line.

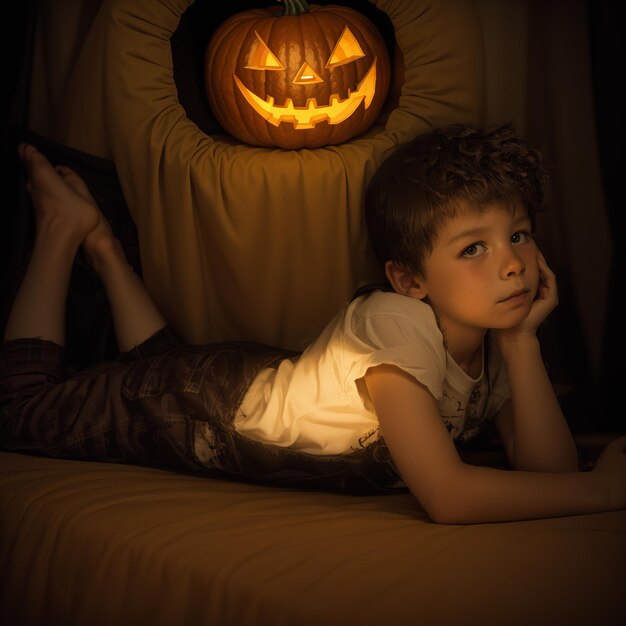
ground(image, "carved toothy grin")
xmin=232 ymin=58 xmax=377 ymax=129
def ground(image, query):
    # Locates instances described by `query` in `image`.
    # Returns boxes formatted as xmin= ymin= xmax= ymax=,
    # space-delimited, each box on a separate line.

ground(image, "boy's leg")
xmin=0 ymin=144 xmax=179 ymax=464
xmin=88 ymin=239 xmax=168 ymax=354
xmin=3 ymin=144 xmax=100 ymax=345
xmin=53 ymin=164 xmax=169 ymax=354
xmin=5 ymin=143 xmax=173 ymax=356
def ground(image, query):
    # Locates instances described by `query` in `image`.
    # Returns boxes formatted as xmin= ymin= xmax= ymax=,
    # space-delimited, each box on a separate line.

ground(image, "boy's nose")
xmin=501 ymin=250 xmax=526 ymax=278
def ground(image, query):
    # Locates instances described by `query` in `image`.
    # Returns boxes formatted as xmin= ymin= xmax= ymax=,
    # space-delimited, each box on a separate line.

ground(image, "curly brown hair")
xmin=364 ymin=123 xmax=549 ymax=276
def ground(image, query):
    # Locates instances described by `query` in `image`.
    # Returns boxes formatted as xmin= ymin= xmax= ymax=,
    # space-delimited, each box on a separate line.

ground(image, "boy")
xmin=2 ymin=126 xmax=625 ymax=524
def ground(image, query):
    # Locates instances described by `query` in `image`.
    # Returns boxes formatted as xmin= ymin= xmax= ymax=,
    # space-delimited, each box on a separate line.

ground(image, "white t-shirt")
xmin=234 ymin=291 xmax=510 ymax=455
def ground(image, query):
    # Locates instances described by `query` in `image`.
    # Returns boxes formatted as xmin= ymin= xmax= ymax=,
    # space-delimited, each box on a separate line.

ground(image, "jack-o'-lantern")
xmin=204 ymin=1 xmax=391 ymax=149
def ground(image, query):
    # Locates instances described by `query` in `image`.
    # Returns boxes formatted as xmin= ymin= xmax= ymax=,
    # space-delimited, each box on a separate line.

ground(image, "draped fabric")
xmin=43 ymin=0 xmax=484 ymax=351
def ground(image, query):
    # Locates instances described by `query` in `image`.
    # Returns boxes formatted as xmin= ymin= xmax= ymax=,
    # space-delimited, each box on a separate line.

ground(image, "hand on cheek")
xmin=498 ymin=250 xmax=558 ymax=345
xmin=523 ymin=250 xmax=558 ymax=333
xmin=535 ymin=251 xmax=558 ymax=308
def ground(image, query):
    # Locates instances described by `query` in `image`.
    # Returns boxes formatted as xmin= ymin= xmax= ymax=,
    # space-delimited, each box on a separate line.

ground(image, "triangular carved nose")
xmin=293 ymin=62 xmax=324 ymax=85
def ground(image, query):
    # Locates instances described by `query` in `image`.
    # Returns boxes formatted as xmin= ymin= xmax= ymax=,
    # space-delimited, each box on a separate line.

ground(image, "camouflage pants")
xmin=0 ymin=327 xmax=403 ymax=494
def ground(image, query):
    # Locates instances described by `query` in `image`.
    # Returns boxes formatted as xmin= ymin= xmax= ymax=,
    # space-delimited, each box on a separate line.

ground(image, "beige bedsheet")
xmin=2 ymin=451 xmax=624 ymax=626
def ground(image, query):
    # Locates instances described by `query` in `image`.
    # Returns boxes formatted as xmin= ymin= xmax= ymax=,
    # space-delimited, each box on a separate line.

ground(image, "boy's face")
xmin=418 ymin=201 xmax=540 ymax=337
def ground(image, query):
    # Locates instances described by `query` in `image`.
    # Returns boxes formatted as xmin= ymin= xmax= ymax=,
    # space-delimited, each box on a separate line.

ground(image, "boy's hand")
xmin=523 ymin=250 xmax=558 ymax=331
xmin=592 ymin=436 xmax=626 ymax=511
xmin=496 ymin=250 xmax=558 ymax=345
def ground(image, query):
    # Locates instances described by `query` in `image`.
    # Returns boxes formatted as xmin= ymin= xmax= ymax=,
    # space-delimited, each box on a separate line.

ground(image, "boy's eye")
xmin=511 ymin=230 xmax=531 ymax=245
xmin=460 ymin=242 xmax=487 ymax=258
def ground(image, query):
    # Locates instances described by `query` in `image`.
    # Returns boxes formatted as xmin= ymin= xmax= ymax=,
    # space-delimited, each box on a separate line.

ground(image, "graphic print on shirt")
xmin=353 ymin=426 xmax=381 ymax=451
xmin=456 ymin=377 xmax=490 ymax=445
xmin=440 ymin=376 xmax=489 ymax=443
xmin=440 ymin=390 xmax=465 ymax=439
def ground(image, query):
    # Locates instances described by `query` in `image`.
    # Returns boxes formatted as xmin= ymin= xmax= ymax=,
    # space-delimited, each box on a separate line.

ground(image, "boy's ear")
xmin=384 ymin=261 xmax=428 ymax=300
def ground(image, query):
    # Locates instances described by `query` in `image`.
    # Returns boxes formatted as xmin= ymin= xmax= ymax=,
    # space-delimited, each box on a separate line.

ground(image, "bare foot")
xmin=54 ymin=164 xmax=118 ymax=270
xmin=18 ymin=143 xmax=100 ymax=245
xmin=54 ymin=164 xmax=98 ymax=205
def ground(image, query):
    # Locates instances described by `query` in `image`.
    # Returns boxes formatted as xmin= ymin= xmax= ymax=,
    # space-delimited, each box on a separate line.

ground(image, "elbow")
xmin=418 ymin=471 xmax=481 ymax=525
xmin=420 ymin=491 xmax=469 ymax=525
xmin=427 ymin=502 xmax=467 ymax=525
xmin=412 ymin=468 xmax=474 ymax=525
xmin=427 ymin=509 xmax=455 ymax=525
xmin=428 ymin=498 xmax=492 ymax=525
xmin=563 ymin=448 xmax=583 ymax=473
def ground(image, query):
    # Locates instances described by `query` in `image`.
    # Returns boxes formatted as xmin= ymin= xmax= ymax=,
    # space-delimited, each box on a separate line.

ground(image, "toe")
xmin=19 ymin=143 xmax=49 ymax=171
xmin=54 ymin=166 xmax=94 ymax=202
xmin=56 ymin=165 xmax=74 ymax=175
xmin=20 ymin=143 xmax=37 ymax=160
xmin=17 ymin=143 xmax=29 ymax=162
xmin=56 ymin=165 xmax=73 ymax=181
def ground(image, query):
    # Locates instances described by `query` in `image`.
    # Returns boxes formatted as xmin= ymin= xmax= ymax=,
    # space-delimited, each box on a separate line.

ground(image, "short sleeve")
xmin=349 ymin=293 xmax=447 ymax=400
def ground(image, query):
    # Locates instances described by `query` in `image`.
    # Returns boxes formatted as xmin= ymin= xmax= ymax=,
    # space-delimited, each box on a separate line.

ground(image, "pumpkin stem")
xmin=277 ymin=0 xmax=311 ymax=17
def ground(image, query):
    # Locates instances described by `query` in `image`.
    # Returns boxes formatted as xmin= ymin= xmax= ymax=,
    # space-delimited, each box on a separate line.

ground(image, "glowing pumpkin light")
xmin=204 ymin=1 xmax=391 ymax=149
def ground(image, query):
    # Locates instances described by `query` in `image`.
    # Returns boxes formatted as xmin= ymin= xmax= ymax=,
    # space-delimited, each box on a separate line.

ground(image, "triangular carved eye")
xmin=326 ymin=26 xmax=366 ymax=68
xmin=293 ymin=62 xmax=324 ymax=85
xmin=246 ymin=32 xmax=285 ymax=70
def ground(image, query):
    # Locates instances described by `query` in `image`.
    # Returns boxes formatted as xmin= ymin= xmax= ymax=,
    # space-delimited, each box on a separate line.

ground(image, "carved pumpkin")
xmin=204 ymin=3 xmax=391 ymax=149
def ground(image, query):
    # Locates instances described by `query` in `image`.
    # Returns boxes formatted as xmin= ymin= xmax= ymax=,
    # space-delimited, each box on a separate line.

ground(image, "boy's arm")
xmin=494 ymin=250 xmax=579 ymax=473
xmin=493 ymin=336 xmax=579 ymax=472
xmin=365 ymin=364 xmax=610 ymax=525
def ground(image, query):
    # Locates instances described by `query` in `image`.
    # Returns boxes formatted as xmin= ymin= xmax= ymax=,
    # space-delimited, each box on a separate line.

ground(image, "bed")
xmin=1 ymin=1 xmax=625 ymax=624
xmin=2 ymin=439 xmax=625 ymax=626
